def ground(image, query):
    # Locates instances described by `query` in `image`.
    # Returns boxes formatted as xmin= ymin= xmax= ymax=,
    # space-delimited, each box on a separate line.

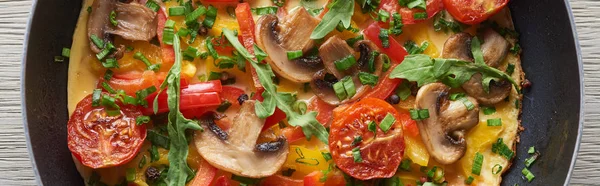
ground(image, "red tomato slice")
xmin=261 ymin=175 xmax=303 ymax=186
xmin=101 ymin=71 xmax=160 ymax=96
xmin=157 ymin=9 xmax=175 ymax=65
xmin=67 ymin=94 xmax=146 ymax=169
xmin=443 ymin=0 xmax=508 ymax=25
xmin=141 ymin=81 xmax=223 ymax=115
xmin=304 ymin=171 xmax=324 ymax=186
xmin=379 ymin=0 xmax=443 ymax=24
xmin=329 ymin=98 xmax=405 ymax=180
xmin=189 ymin=160 xmax=218 ymax=186
xmin=363 ymin=22 xmax=408 ymax=63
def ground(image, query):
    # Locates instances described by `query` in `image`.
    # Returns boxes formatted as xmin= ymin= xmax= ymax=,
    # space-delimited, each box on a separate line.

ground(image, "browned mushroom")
xmin=415 ymin=83 xmax=479 ymax=164
xmin=309 ymin=37 xmax=383 ymax=105
xmin=441 ymin=29 xmax=511 ymax=105
xmin=255 ymin=8 xmax=322 ymax=83
xmin=194 ymin=101 xmax=288 ymax=178
xmin=88 ymin=0 xmax=157 ymax=54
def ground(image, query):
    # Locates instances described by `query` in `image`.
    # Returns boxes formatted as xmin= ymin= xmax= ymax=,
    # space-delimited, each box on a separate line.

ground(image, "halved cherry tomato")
xmin=67 ymin=94 xmax=146 ymax=169
xmin=141 ymin=81 xmax=223 ymax=115
xmin=304 ymin=171 xmax=324 ymax=186
xmin=235 ymin=3 xmax=263 ymax=89
xmin=100 ymin=71 xmax=160 ymax=96
xmin=379 ymin=0 xmax=443 ymax=24
xmin=329 ymin=98 xmax=405 ymax=180
xmin=444 ymin=0 xmax=508 ymax=25
xmin=261 ymin=175 xmax=303 ymax=186
xmin=189 ymin=160 xmax=218 ymax=186
xmin=157 ymin=9 xmax=175 ymax=65
xmin=221 ymin=86 xmax=246 ymax=108
xmin=281 ymin=97 xmax=334 ymax=143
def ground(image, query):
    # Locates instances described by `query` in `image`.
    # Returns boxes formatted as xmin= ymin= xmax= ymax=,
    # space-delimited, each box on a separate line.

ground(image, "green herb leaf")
xmin=310 ymin=0 xmax=354 ymax=39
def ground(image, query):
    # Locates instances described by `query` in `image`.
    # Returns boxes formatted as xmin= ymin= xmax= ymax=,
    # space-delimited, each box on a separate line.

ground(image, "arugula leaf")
xmin=390 ymin=54 xmax=519 ymax=92
xmin=223 ymin=28 xmax=329 ymax=144
xmin=155 ymin=36 xmax=203 ymax=186
xmin=310 ymin=0 xmax=354 ymax=39
xmin=471 ymin=37 xmax=485 ymax=65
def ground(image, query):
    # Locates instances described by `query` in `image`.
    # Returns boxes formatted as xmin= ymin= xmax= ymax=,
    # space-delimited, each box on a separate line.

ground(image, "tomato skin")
xmin=141 ymin=81 xmax=223 ymax=115
xmin=379 ymin=0 xmax=443 ymax=24
xmin=443 ymin=0 xmax=508 ymax=25
xmin=329 ymin=98 xmax=405 ymax=180
xmin=261 ymin=175 xmax=303 ymax=186
xmin=101 ymin=71 xmax=160 ymax=96
xmin=189 ymin=160 xmax=218 ymax=186
xmin=68 ymin=94 xmax=146 ymax=169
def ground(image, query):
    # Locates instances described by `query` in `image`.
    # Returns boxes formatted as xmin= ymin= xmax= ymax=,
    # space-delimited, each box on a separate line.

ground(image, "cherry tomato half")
xmin=379 ymin=0 xmax=443 ymax=24
xmin=329 ymin=98 xmax=405 ymax=180
xmin=443 ymin=0 xmax=509 ymax=25
xmin=67 ymin=94 xmax=146 ymax=169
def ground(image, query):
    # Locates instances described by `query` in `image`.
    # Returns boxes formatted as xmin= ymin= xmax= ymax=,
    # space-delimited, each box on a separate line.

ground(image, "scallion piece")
xmin=286 ymin=50 xmax=303 ymax=60
xmin=352 ymin=147 xmax=363 ymax=163
xmin=334 ymin=55 xmax=357 ymax=71
xmin=528 ymin=146 xmax=535 ymax=154
xmin=126 ymin=168 xmax=136 ymax=182
xmin=251 ymin=6 xmax=278 ymax=15
xmin=202 ymin=5 xmax=218 ymax=28
xmin=333 ymin=81 xmax=347 ymax=100
xmin=134 ymin=52 xmax=160 ymax=71
xmin=487 ymin=118 xmax=502 ymax=126
xmin=368 ymin=121 xmax=377 ymax=134
xmin=472 ymin=152 xmax=484 ymax=175
xmin=352 ymin=136 xmax=363 ymax=146
xmin=483 ymin=106 xmax=496 ymax=115
xmin=322 ymin=152 xmax=332 ymax=161
xmin=104 ymin=70 xmax=113 ymax=80
xmin=183 ymin=46 xmax=200 ymax=61
xmin=208 ymin=71 xmax=222 ymax=81
xmin=525 ymin=153 xmax=539 ymax=168
xmin=346 ymin=34 xmax=364 ymax=46
xmin=92 ymin=89 xmax=102 ymax=107
xmin=409 ymin=109 xmax=429 ymax=120
xmin=449 ymin=93 xmax=465 ymax=100
xmin=389 ymin=13 xmax=403 ymax=35
xmin=342 ymin=76 xmax=356 ymax=98
xmin=418 ymin=109 xmax=429 ymax=119
xmin=109 ymin=11 xmax=118 ymax=26
xmin=162 ymin=27 xmax=175 ymax=45
xmin=148 ymin=145 xmax=159 ymax=162
xmin=62 ymin=48 xmax=71 ymax=58
xmin=400 ymin=159 xmax=412 ymax=171
xmin=414 ymin=12 xmax=427 ymax=20
xmin=377 ymin=9 xmax=390 ymax=22
xmin=145 ymin=0 xmax=159 ymax=12
xmin=136 ymin=116 xmax=150 ymax=126
xmin=138 ymin=155 xmax=146 ymax=169
xmin=358 ymin=72 xmax=379 ymax=86
xmin=90 ymin=34 xmax=104 ymax=49
xmin=381 ymin=54 xmax=391 ymax=72
xmin=492 ymin=164 xmax=503 ymax=175
xmin=135 ymin=86 xmax=157 ymax=107
xmin=177 ymin=28 xmax=191 ymax=37
xmin=54 ymin=56 xmax=65 ymax=63
xmin=521 ymin=168 xmax=535 ymax=182
xmin=216 ymin=100 xmax=232 ymax=112
xmin=96 ymin=42 xmax=115 ymax=60
xmin=367 ymin=51 xmax=380 ymax=73
xmin=459 ymin=97 xmax=475 ymax=110
xmin=379 ymin=113 xmax=396 ymax=133
xmin=168 ymin=6 xmax=186 ymax=16
xmin=465 ymin=176 xmax=474 ymax=185
xmin=492 ymin=138 xmax=514 ymax=160
xmin=293 ymin=101 xmax=307 ymax=115
xmin=379 ymin=28 xmax=390 ymax=48
xmin=506 ymin=63 xmax=515 ymax=75
xmin=101 ymin=82 xmax=117 ymax=94
xmin=185 ymin=6 xmax=207 ymax=24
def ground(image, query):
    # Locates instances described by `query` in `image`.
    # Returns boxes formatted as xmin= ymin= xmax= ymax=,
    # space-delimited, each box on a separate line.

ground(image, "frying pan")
xmin=20 ymin=0 xmax=584 ymax=185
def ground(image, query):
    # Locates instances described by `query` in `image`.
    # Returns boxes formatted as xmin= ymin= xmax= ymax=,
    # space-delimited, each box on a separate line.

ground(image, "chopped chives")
xmin=377 ymin=9 xmax=390 ymax=22
xmin=459 ymin=97 xmax=475 ymax=110
xmin=251 ymin=7 xmax=278 ymax=15
xmin=90 ymin=34 xmax=104 ymax=49
xmin=101 ymin=82 xmax=117 ymax=94
xmin=135 ymin=86 xmax=157 ymax=107
xmin=334 ymin=55 xmax=357 ymax=71
xmin=92 ymin=89 xmax=102 ymax=107
xmin=409 ymin=109 xmax=429 ymax=120
xmin=346 ymin=34 xmax=364 ymax=46
xmin=168 ymin=6 xmax=186 ymax=16
xmin=368 ymin=121 xmax=377 ymax=134
xmin=203 ymin=5 xmax=218 ymax=28
xmin=321 ymin=152 xmax=332 ymax=161
xmin=333 ymin=80 xmax=347 ymax=100
xmin=379 ymin=113 xmax=396 ymax=132
xmin=109 ymin=11 xmax=118 ymax=26
xmin=164 ymin=20 xmax=176 ymax=28
xmin=465 ymin=176 xmax=474 ymax=185
xmin=162 ymin=27 xmax=175 ymax=45
xmin=286 ymin=50 xmax=303 ymax=60
xmin=400 ymin=159 xmax=412 ymax=171
xmin=449 ymin=93 xmax=465 ymax=100
xmin=207 ymin=71 xmax=222 ymax=80
xmin=185 ymin=6 xmax=207 ymax=24
xmin=492 ymin=138 xmax=514 ymax=160
xmin=126 ymin=168 xmax=136 ymax=182
xmin=472 ymin=152 xmax=484 ymax=175
xmin=525 ymin=153 xmax=539 ymax=168
xmin=487 ymin=118 xmax=502 ymax=126
xmin=136 ymin=116 xmax=151 ymax=125
xmin=62 ymin=48 xmax=71 ymax=57
xmin=138 ymin=155 xmax=147 ymax=169
xmin=492 ymin=164 xmax=503 ymax=174
xmin=528 ymin=146 xmax=535 ymax=154
xmin=381 ymin=54 xmax=391 ymax=72
xmin=104 ymin=70 xmax=113 ymax=80
xmin=148 ymin=145 xmax=159 ymax=162
xmin=134 ymin=52 xmax=160 ymax=71
xmin=521 ymin=168 xmax=535 ymax=182
xmin=389 ymin=13 xmax=403 ymax=35
xmin=216 ymin=100 xmax=232 ymax=112
xmin=177 ymin=28 xmax=191 ymax=37
xmin=96 ymin=43 xmax=115 ymax=60
xmin=352 ymin=136 xmax=363 ymax=146
xmin=183 ymin=46 xmax=200 ymax=61
xmin=358 ymin=72 xmax=378 ymax=86
xmin=414 ymin=12 xmax=427 ymax=20
xmin=378 ymin=28 xmax=390 ymax=48
xmin=483 ymin=106 xmax=496 ymax=115
xmin=352 ymin=147 xmax=363 ymax=162
xmin=367 ymin=51 xmax=380 ymax=73
xmin=145 ymin=0 xmax=159 ymax=12
xmin=341 ymin=76 xmax=356 ymax=98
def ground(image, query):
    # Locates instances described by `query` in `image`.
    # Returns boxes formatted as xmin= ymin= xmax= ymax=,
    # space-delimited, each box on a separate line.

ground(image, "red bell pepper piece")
xmin=141 ymin=81 xmax=223 ymax=115
xmin=188 ymin=160 xmax=218 ymax=186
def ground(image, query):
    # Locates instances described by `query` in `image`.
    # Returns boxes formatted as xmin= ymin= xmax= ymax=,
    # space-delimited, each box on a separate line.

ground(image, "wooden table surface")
xmin=1 ymin=0 xmax=598 ymax=185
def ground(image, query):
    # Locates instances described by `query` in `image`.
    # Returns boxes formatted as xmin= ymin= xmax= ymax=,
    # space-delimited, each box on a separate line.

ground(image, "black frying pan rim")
xmin=19 ymin=0 xmax=585 ymax=185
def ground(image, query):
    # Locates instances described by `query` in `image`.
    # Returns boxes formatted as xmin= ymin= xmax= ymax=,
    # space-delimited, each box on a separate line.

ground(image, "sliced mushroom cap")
xmin=255 ymin=8 xmax=322 ymax=83
xmin=194 ymin=101 xmax=288 ymax=178
xmin=88 ymin=0 xmax=156 ymax=53
xmin=415 ymin=83 xmax=479 ymax=164
xmin=441 ymin=30 xmax=511 ymax=105
xmin=310 ymin=38 xmax=383 ymax=105
xmin=462 ymin=73 xmax=512 ymax=105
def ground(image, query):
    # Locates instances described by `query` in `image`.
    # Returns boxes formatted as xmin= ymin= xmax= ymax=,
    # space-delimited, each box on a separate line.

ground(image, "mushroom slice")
xmin=194 ymin=101 xmax=288 ymax=178
xmin=480 ymin=29 xmax=510 ymax=68
xmin=441 ymin=32 xmax=473 ymax=62
xmin=415 ymin=83 xmax=479 ymax=164
xmin=255 ymin=9 xmax=322 ymax=83
xmin=319 ymin=36 xmax=357 ymax=79
xmin=88 ymin=0 xmax=156 ymax=53
xmin=353 ymin=40 xmax=383 ymax=76
xmin=462 ymin=73 xmax=512 ymax=105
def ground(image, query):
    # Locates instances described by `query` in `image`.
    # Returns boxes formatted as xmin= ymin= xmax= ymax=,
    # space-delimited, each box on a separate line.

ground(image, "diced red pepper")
xmin=261 ymin=175 xmax=303 ymax=186
xmin=235 ymin=3 xmax=263 ymax=90
xmin=188 ymin=160 xmax=218 ymax=186
xmin=141 ymin=81 xmax=223 ymax=115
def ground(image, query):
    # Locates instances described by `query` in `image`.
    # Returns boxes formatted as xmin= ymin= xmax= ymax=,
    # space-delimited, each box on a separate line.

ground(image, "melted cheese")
xmin=68 ymin=1 xmax=522 ymax=185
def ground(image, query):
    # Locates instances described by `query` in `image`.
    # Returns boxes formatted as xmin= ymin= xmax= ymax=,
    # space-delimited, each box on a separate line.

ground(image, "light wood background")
xmin=0 ymin=0 xmax=598 ymax=185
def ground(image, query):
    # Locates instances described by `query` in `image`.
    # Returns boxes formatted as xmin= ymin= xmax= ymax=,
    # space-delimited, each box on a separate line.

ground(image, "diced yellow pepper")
xmin=283 ymin=145 xmax=331 ymax=179
xmin=404 ymin=134 xmax=430 ymax=167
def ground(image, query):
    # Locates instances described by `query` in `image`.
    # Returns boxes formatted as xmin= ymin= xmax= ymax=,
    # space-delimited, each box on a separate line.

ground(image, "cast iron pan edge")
xmin=21 ymin=0 xmax=584 ymax=185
